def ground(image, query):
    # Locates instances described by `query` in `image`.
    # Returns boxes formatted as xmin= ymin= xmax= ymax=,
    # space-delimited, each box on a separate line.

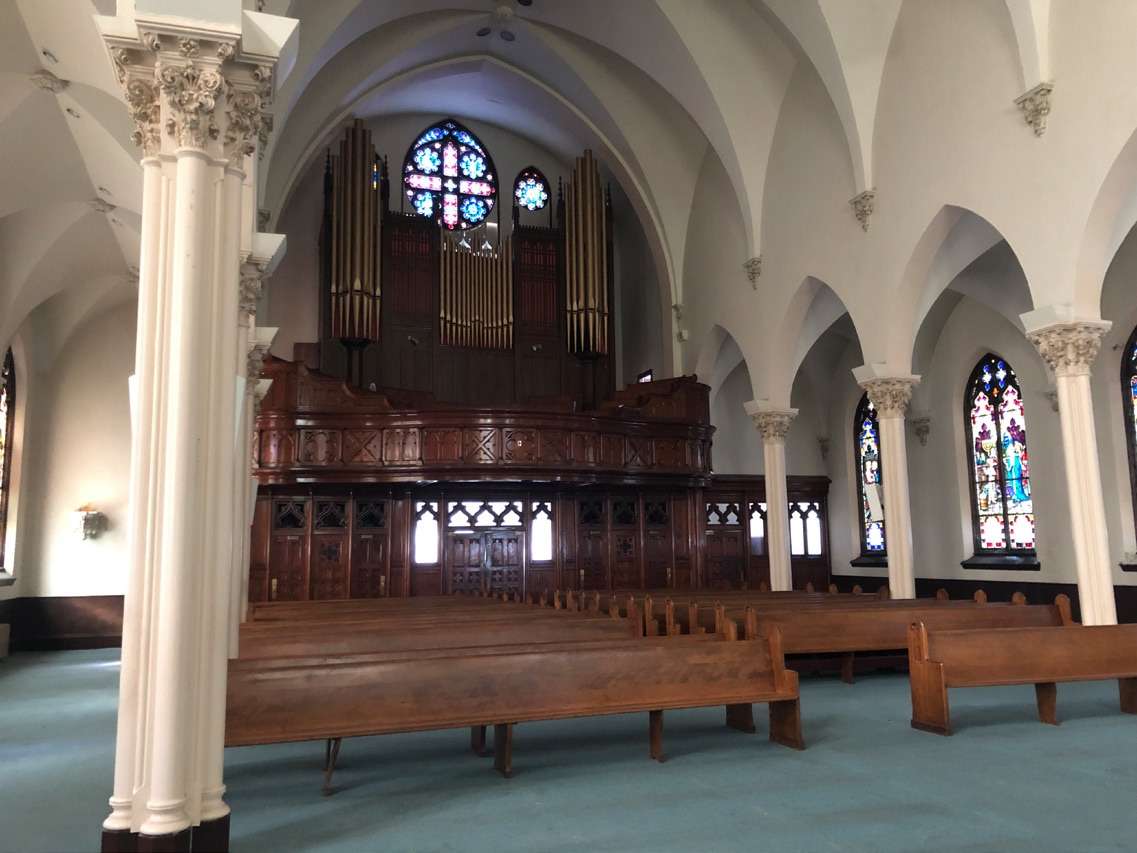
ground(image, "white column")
xmin=745 ymin=404 xmax=797 ymax=591
xmin=858 ymin=376 xmax=920 ymax=599
xmin=98 ymin=11 xmax=295 ymax=848
xmin=1026 ymin=317 xmax=1117 ymax=625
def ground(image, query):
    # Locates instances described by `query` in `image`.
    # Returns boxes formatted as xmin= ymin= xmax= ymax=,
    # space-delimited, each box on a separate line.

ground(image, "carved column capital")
xmin=246 ymin=342 xmax=270 ymax=383
xmin=748 ymin=409 xmax=797 ymax=442
xmin=239 ymin=262 xmax=267 ymax=317
xmin=104 ymin=30 xmax=276 ymax=164
xmin=1027 ymin=321 xmax=1110 ymax=377
xmin=860 ymin=376 xmax=919 ymax=418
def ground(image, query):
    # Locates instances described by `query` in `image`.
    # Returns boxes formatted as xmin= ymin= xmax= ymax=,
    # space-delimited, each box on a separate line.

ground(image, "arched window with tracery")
xmin=965 ymin=353 xmax=1035 ymax=558
xmin=513 ymin=166 xmax=549 ymax=211
xmin=1122 ymin=327 xmax=1137 ymax=533
xmin=853 ymin=393 xmax=886 ymax=557
xmin=402 ymin=118 xmax=497 ymax=231
xmin=0 ymin=348 xmax=14 ymax=570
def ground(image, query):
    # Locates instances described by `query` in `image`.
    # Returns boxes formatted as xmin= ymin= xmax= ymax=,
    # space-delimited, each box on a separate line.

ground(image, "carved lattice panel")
xmin=382 ymin=428 xmax=421 ymax=464
xmin=601 ymin=434 xmax=624 ymax=467
xmin=539 ymin=430 xmax=570 ymax=464
xmin=572 ymin=432 xmax=599 ymax=464
xmin=299 ymin=430 xmax=341 ymax=465
xmin=343 ymin=430 xmax=382 ymax=463
xmin=502 ymin=429 xmax=538 ymax=463
xmin=653 ymin=438 xmax=686 ymax=469
xmin=463 ymin=428 xmax=499 ymax=464
xmin=625 ymin=437 xmax=651 ymax=468
xmin=422 ymin=428 xmax=462 ymax=462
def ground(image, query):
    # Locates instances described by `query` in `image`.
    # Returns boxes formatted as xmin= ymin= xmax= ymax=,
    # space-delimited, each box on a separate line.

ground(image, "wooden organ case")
xmin=248 ymin=118 xmax=832 ymax=603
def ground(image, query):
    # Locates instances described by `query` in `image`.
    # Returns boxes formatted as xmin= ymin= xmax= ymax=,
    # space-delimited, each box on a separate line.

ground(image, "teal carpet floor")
xmin=1 ymin=648 xmax=1134 ymax=852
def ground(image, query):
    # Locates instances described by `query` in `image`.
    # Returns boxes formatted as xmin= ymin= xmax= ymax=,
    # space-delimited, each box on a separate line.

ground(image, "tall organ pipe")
xmin=440 ymin=235 xmax=513 ymax=350
xmin=329 ymin=119 xmax=381 ymax=351
xmin=565 ymin=150 xmax=609 ymax=355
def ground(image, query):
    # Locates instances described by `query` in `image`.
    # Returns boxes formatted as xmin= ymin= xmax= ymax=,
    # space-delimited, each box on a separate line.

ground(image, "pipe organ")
xmin=565 ymin=150 xmax=610 ymax=357
xmin=253 ymin=116 xmax=834 ymax=607
xmin=316 ymin=120 xmax=614 ymax=406
xmin=439 ymin=236 xmax=514 ymax=350
xmin=327 ymin=119 xmax=381 ymax=385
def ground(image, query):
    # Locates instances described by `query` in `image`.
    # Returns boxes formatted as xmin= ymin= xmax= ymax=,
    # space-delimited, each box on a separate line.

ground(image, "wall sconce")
xmin=74 ymin=505 xmax=107 ymax=540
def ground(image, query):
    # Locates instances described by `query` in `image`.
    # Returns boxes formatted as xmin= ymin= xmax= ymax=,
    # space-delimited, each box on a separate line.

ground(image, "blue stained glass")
xmin=460 ymin=153 xmax=486 ymax=179
xmin=513 ymin=167 xmax=550 ymax=212
xmin=854 ymin=395 xmax=885 ymax=554
xmin=403 ymin=119 xmax=497 ymax=231
xmin=461 ymin=197 xmax=487 ymax=223
xmin=414 ymin=147 xmax=440 ymax=174
xmin=413 ymin=192 xmax=434 ymax=216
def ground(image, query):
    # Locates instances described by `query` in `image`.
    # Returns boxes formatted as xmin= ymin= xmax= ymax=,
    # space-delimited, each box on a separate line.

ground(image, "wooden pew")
xmin=226 ymin=631 xmax=804 ymax=792
xmin=908 ymin=616 xmax=1137 ymax=735
xmin=238 ymin=612 xmax=637 ymax=659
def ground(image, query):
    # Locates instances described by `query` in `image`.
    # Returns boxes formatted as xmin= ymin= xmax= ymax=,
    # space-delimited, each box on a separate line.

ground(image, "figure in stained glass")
xmin=965 ymin=354 xmax=1034 ymax=554
xmin=853 ymin=394 xmax=886 ymax=555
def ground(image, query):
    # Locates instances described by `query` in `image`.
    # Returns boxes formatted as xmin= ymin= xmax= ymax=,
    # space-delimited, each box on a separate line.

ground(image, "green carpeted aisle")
xmin=1 ymin=648 xmax=1134 ymax=852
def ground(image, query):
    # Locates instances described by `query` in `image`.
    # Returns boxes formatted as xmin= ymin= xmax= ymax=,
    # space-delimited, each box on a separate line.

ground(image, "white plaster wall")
xmin=17 ymin=303 xmax=135 ymax=597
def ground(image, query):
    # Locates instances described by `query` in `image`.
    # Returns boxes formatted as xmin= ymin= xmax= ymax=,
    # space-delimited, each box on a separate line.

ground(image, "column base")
xmin=137 ymin=828 xmax=192 ymax=853
xmin=101 ymin=828 xmax=138 ymax=853
xmin=191 ymin=814 xmax=230 ymax=853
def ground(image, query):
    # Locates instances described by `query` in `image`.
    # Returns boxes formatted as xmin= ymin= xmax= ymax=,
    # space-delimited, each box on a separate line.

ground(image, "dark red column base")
xmin=190 ymin=814 xmax=230 ymax=853
xmin=136 ymin=827 xmax=192 ymax=853
xmin=101 ymin=828 xmax=138 ymax=853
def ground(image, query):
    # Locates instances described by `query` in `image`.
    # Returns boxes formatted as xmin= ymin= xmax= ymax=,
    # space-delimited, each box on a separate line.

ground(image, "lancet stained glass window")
xmin=965 ymin=354 xmax=1035 ymax=553
xmin=403 ymin=119 xmax=497 ymax=231
xmin=514 ymin=166 xmax=549 ymax=211
xmin=854 ymin=393 xmax=886 ymax=554
xmin=0 ymin=349 xmax=14 ymax=570
xmin=1122 ymin=327 xmax=1137 ymax=533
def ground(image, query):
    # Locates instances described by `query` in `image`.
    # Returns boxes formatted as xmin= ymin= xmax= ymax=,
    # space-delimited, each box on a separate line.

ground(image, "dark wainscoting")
xmin=0 ymin=595 xmax=124 ymax=651
xmin=831 ymin=575 xmax=1137 ymax=624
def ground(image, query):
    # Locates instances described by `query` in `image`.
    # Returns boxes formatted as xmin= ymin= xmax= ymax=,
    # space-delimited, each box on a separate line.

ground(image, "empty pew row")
xmin=226 ymin=627 xmax=805 ymax=794
xmin=908 ymin=620 xmax=1137 ymax=734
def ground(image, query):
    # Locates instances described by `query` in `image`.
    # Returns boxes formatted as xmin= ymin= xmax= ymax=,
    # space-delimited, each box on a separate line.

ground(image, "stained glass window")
xmin=965 ymin=354 xmax=1035 ymax=554
xmin=513 ymin=166 xmax=549 ymax=211
xmin=0 ymin=349 xmax=13 ymax=570
xmin=403 ymin=119 xmax=497 ymax=231
xmin=854 ymin=394 xmax=886 ymax=555
xmin=1122 ymin=327 xmax=1137 ymax=534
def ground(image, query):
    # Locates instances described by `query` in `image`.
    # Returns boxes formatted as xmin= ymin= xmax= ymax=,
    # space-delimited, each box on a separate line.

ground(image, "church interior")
xmin=2 ymin=1 xmax=1137 ymax=851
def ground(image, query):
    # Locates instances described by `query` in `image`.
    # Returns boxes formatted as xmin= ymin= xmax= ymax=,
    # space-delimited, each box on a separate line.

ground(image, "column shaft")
xmin=763 ymin=438 xmax=793 ymax=590
xmin=877 ymin=415 xmax=915 ymax=599
xmin=1056 ymin=371 xmax=1117 ymax=624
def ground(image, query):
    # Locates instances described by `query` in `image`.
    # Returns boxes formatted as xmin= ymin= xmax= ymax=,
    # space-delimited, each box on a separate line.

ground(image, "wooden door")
xmin=486 ymin=530 xmax=524 ymax=596
xmin=644 ymin=528 xmax=672 ymax=589
xmin=267 ymin=498 xmax=309 ymax=601
xmin=704 ymin=529 xmax=745 ymax=589
xmin=446 ymin=532 xmax=485 ymax=595
xmin=578 ymin=528 xmax=609 ymax=590
xmin=350 ymin=532 xmax=387 ymax=598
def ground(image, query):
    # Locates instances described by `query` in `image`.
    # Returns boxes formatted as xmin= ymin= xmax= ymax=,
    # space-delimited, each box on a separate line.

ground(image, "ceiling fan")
xmin=475 ymin=0 xmax=534 ymax=43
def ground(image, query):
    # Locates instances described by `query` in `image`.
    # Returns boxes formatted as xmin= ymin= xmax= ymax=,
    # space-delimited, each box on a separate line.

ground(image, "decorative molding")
xmin=89 ymin=197 xmax=117 ymax=214
xmin=749 ymin=409 xmax=796 ymax=442
xmin=224 ymin=88 xmax=263 ymax=166
xmin=816 ymin=436 xmax=830 ymax=461
xmin=1015 ymin=82 xmax=1053 ymax=136
xmin=30 ymin=69 xmax=69 ymax=94
xmin=239 ymin=262 xmax=267 ymax=317
xmin=911 ymin=416 xmax=931 ymax=446
xmin=849 ymin=189 xmax=875 ymax=231
xmin=1026 ymin=321 xmax=1110 ymax=377
xmin=860 ymin=376 xmax=918 ymax=418
xmin=247 ymin=341 xmax=271 ymax=382
xmin=158 ymin=63 xmax=223 ymax=150
xmin=743 ymin=256 xmax=761 ymax=288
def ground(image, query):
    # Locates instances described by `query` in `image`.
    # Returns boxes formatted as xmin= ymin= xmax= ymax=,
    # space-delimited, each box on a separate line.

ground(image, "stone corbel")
xmin=30 ymin=69 xmax=69 ymax=93
xmin=849 ymin=190 xmax=875 ymax=232
xmin=911 ymin=416 xmax=931 ymax=446
xmin=1044 ymin=390 xmax=1059 ymax=412
xmin=743 ymin=256 xmax=761 ymax=289
xmin=1015 ymin=82 xmax=1053 ymax=136
xmin=816 ymin=435 xmax=830 ymax=461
